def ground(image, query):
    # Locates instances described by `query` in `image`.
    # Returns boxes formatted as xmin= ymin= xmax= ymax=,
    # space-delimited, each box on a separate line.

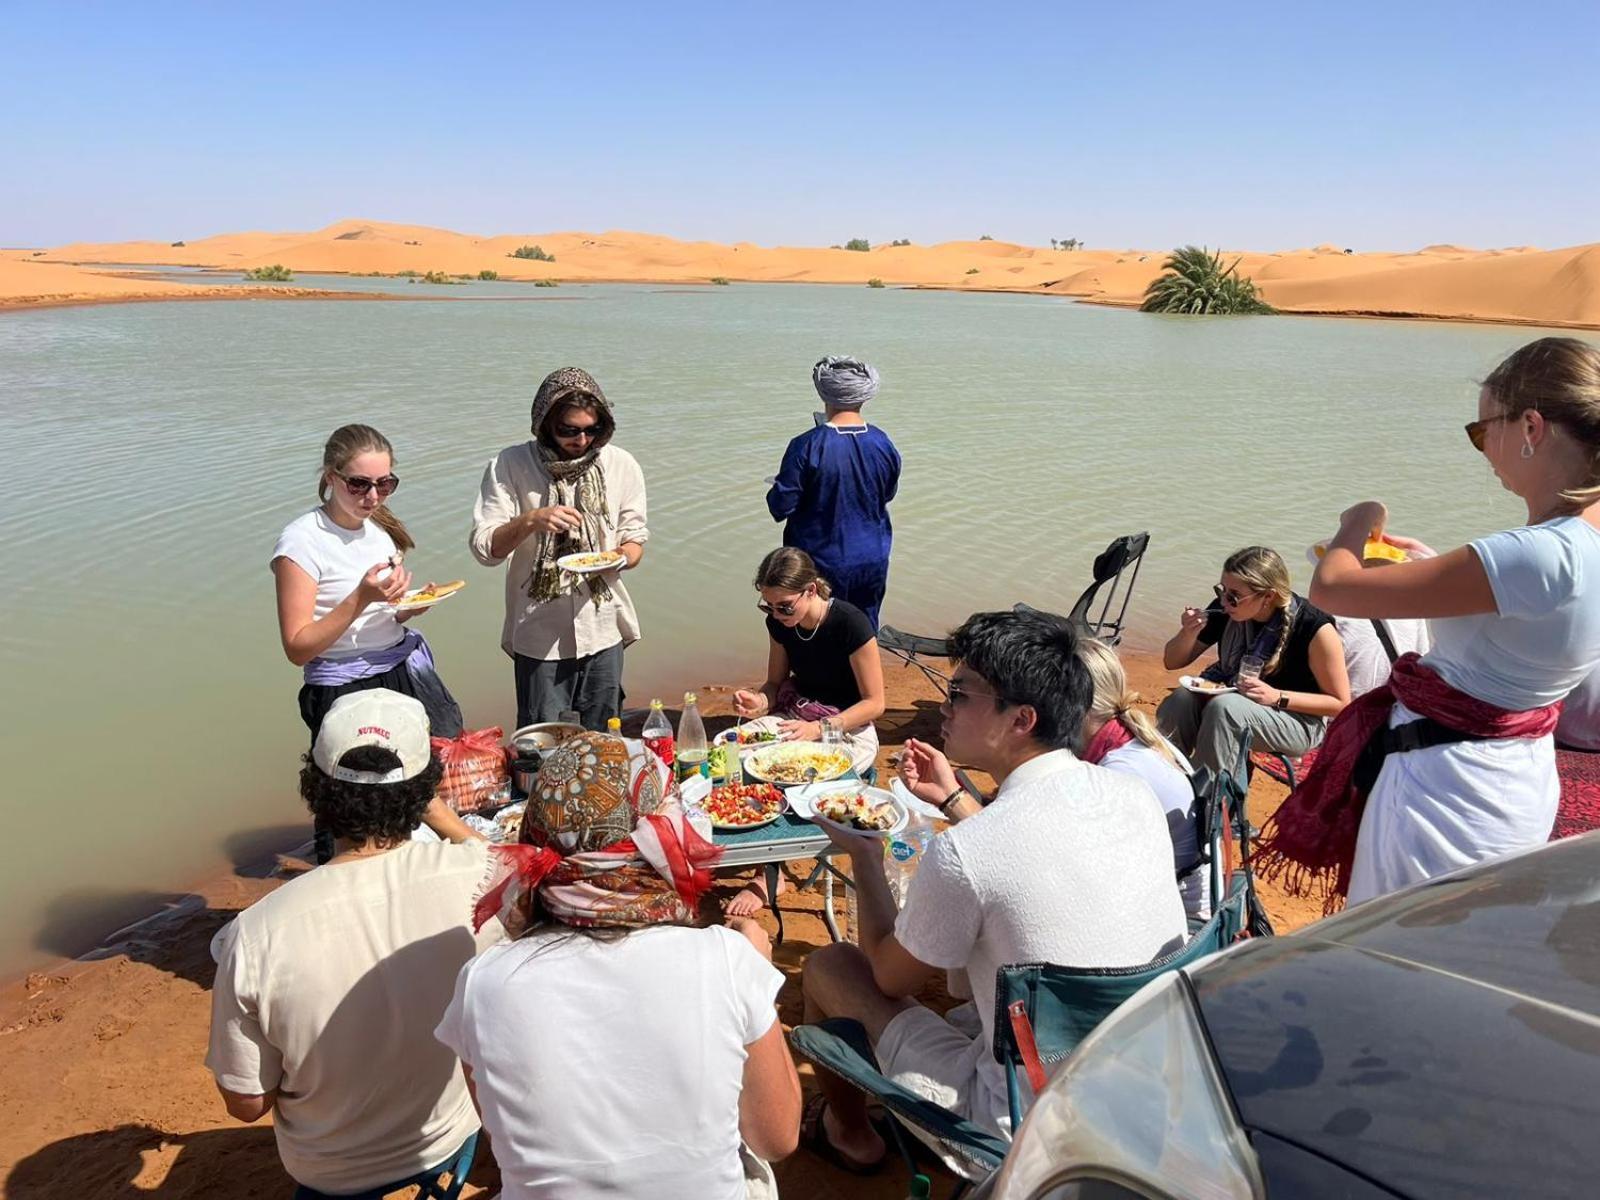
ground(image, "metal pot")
xmin=509 ymin=722 xmax=585 ymax=751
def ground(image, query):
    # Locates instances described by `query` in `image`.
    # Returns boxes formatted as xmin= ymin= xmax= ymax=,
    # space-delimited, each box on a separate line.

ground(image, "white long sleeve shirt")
xmin=469 ymin=441 xmax=649 ymax=661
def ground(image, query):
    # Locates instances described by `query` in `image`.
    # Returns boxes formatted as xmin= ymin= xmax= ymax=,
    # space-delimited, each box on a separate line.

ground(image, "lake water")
xmin=1 ymin=276 xmax=1589 ymax=978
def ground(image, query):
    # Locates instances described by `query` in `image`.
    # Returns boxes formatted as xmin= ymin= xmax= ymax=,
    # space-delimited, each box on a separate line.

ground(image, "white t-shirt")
xmin=207 ymin=841 xmax=498 ymax=1194
xmin=1335 ymin=615 xmax=1432 ymax=698
xmin=1101 ymin=740 xmax=1209 ymax=920
xmin=434 ymin=923 xmax=783 ymax=1200
xmin=1557 ymin=668 xmax=1600 ymax=750
xmin=893 ymin=750 xmax=1187 ymax=1131
xmin=272 ymin=508 xmax=405 ymax=657
xmin=1425 ymin=517 xmax=1600 ymax=710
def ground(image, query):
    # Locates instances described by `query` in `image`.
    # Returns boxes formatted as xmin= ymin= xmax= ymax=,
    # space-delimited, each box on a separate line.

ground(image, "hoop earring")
xmin=1521 ymin=441 xmax=1535 ymax=460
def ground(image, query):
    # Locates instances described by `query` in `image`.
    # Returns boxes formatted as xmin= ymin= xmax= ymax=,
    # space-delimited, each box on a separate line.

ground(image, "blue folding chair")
xmin=291 ymin=1131 xmax=478 ymax=1200
xmin=789 ymin=880 xmax=1251 ymax=1195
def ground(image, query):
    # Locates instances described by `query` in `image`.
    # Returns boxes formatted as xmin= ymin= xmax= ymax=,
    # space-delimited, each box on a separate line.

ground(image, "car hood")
xmin=1191 ymin=834 xmax=1600 ymax=1198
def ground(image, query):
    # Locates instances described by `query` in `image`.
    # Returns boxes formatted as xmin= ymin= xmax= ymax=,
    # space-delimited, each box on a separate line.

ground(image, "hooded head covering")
xmin=812 ymin=356 xmax=880 ymax=411
xmin=525 ymin=367 xmax=617 ymax=608
xmin=472 ymin=733 xmax=721 ymax=935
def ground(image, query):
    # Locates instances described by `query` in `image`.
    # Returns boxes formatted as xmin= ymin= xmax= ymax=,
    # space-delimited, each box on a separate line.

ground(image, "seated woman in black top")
xmin=1156 ymin=545 xmax=1350 ymax=776
xmin=726 ymin=548 xmax=886 ymax=916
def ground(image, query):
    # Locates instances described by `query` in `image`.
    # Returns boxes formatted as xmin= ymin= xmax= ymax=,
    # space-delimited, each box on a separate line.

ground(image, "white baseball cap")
xmin=312 ymin=690 xmax=431 ymax=783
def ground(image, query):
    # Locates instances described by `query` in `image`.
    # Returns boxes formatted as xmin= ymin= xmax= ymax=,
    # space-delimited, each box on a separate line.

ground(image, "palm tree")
xmin=1140 ymin=245 xmax=1273 ymax=315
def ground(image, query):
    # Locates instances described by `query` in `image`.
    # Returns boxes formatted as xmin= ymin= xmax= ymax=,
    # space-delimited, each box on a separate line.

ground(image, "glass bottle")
xmin=675 ymin=692 xmax=708 ymax=782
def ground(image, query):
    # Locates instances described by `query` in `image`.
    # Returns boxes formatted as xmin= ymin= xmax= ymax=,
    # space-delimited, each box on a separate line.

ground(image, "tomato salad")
xmin=703 ymin=782 xmax=785 ymax=829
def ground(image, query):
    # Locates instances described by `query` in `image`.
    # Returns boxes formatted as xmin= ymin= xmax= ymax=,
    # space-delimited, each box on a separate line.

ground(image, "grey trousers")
xmin=1156 ymin=688 xmax=1324 ymax=777
xmin=514 ymin=641 xmax=625 ymax=730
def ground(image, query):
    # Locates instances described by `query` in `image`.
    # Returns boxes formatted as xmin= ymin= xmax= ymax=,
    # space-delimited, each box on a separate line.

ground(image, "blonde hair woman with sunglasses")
xmin=1261 ymin=337 xmax=1600 ymax=909
xmin=1156 ymin=545 xmax=1351 ymax=777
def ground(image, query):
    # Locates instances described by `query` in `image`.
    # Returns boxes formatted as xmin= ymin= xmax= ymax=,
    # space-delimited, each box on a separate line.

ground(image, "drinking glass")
xmin=1236 ymin=655 xmax=1265 ymax=686
xmin=558 ymin=708 xmax=582 ymax=730
xmin=821 ymin=718 xmax=844 ymax=746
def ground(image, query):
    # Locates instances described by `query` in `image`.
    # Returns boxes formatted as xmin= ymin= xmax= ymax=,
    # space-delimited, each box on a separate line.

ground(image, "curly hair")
xmin=299 ymin=745 xmax=444 ymax=845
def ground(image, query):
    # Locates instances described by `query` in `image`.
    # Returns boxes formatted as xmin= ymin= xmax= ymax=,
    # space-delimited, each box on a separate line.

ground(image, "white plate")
xmin=744 ymin=742 xmax=854 ymax=785
xmin=1180 ymin=674 xmax=1235 ymax=695
xmin=787 ymin=782 xmax=907 ymax=839
xmin=390 ymin=584 xmax=464 ymax=610
xmin=556 ymin=551 xmax=625 ymax=574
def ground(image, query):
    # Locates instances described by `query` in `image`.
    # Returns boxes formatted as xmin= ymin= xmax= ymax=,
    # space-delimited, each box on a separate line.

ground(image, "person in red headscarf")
xmin=435 ymin=732 xmax=801 ymax=1200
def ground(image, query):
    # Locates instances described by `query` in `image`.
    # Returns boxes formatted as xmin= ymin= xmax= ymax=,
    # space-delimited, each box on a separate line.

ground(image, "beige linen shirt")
xmin=469 ymin=441 xmax=649 ymax=660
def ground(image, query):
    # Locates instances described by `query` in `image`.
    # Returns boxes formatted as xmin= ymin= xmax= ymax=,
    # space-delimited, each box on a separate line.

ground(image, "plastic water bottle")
xmin=642 ymin=699 xmax=675 ymax=769
xmin=675 ymin=692 xmax=708 ymax=782
xmin=885 ymin=813 xmax=934 ymax=909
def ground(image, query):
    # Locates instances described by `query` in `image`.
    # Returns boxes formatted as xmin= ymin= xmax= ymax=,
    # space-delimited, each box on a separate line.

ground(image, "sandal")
xmin=800 ymin=1092 xmax=888 ymax=1176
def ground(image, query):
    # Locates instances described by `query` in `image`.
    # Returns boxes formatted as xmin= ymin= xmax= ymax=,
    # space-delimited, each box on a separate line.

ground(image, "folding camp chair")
xmin=878 ymin=533 xmax=1150 ymax=690
xmin=788 ymin=880 xmax=1250 ymax=1196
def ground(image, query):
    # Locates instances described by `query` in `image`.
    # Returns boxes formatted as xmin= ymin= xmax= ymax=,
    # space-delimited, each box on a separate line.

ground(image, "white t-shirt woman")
xmin=434 ymin=923 xmax=784 ymax=1200
xmin=272 ymin=508 xmax=405 ymax=658
xmin=1348 ymin=518 xmax=1600 ymax=901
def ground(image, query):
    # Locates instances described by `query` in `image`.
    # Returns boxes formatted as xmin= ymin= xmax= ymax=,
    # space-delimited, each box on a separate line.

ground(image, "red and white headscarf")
xmin=472 ymin=732 xmax=721 ymax=935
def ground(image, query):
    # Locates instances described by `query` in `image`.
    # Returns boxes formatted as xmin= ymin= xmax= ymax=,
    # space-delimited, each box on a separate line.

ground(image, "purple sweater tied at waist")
xmin=302 ymin=628 xmax=435 ymax=687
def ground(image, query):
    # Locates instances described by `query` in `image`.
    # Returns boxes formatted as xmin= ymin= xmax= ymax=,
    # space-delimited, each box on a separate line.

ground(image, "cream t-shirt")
xmin=893 ymin=750 xmax=1187 ymax=1133
xmin=207 ymin=840 xmax=499 ymax=1194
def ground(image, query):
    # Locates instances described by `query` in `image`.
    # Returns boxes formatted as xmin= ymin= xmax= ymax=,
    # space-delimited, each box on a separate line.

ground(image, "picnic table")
xmin=709 ymin=766 xmax=866 ymax=944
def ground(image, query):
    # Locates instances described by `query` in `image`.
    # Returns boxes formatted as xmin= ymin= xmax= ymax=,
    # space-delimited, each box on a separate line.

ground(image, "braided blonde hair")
xmin=1076 ymin=638 xmax=1177 ymax=766
xmin=1223 ymin=546 xmax=1294 ymax=675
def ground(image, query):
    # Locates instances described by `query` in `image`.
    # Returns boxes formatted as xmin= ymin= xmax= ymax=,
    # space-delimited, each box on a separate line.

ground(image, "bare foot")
xmin=722 ymin=872 xmax=792 ymax=917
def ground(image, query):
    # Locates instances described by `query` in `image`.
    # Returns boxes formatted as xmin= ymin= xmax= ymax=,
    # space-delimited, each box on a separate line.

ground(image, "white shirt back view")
xmin=435 ymin=923 xmax=782 ymax=1200
xmin=1100 ymin=740 xmax=1209 ymax=920
xmin=893 ymin=750 xmax=1187 ymax=1133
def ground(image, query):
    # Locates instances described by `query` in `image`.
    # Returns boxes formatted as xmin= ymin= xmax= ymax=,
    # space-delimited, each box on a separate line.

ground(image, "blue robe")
xmin=766 ymin=424 xmax=901 ymax=627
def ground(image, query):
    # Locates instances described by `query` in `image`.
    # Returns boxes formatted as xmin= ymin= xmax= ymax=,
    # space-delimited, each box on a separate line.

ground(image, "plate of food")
xmin=392 ymin=579 xmax=466 ymax=609
xmin=743 ymin=742 xmax=853 ymax=786
xmin=793 ymin=784 xmax=907 ymax=839
xmin=556 ymin=551 xmax=625 ymax=574
xmin=713 ymin=726 xmax=781 ymax=748
xmin=1307 ymin=538 xmax=1408 ymax=566
xmin=703 ymin=782 xmax=785 ymax=831
xmin=1180 ymin=675 xmax=1235 ymax=695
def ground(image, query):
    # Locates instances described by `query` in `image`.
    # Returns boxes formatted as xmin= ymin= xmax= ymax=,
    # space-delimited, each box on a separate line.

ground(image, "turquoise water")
xmin=0 ymin=278 xmax=1588 ymax=977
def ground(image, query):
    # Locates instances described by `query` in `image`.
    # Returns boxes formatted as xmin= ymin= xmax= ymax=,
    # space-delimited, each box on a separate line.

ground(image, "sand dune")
xmin=9 ymin=221 xmax=1598 ymax=327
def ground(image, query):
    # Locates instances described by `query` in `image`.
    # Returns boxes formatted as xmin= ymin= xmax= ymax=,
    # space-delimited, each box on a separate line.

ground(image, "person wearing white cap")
xmin=206 ymin=691 xmax=500 ymax=1198
xmin=765 ymin=356 xmax=901 ymax=628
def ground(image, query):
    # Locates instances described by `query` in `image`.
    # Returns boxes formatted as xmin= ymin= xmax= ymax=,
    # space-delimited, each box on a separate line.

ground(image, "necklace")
xmin=795 ymin=598 xmax=831 ymax=642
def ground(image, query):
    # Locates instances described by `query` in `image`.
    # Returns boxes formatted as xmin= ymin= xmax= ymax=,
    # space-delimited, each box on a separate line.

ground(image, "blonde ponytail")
xmin=1077 ymin=638 xmax=1178 ymax=766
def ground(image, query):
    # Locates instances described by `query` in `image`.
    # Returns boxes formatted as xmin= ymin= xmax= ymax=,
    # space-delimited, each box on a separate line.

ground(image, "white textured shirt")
xmin=469 ymin=441 xmax=649 ymax=661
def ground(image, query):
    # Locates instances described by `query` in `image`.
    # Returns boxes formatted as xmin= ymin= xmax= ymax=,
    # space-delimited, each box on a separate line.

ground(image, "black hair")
xmin=946 ymin=609 xmax=1091 ymax=751
xmin=298 ymin=745 xmax=445 ymax=844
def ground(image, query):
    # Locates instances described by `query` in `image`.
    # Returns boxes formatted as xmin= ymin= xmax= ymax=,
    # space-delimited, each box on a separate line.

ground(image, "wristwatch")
xmin=1275 ymin=692 xmax=1291 ymax=711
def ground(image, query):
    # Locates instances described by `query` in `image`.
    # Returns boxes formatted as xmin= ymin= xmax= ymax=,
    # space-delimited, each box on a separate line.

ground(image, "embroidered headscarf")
xmin=812 ymin=356 xmax=880 ymax=410
xmin=472 ymin=732 xmax=722 ymax=936
xmin=527 ymin=367 xmax=616 ymax=608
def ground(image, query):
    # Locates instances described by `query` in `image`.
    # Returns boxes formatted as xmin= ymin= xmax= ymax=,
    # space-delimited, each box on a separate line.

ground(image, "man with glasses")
xmin=797 ymin=609 xmax=1187 ymax=1175
xmin=470 ymin=367 xmax=648 ymax=729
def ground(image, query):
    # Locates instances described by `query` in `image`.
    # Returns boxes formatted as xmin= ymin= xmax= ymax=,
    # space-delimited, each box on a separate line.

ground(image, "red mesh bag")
xmin=431 ymin=726 xmax=510 ymax=814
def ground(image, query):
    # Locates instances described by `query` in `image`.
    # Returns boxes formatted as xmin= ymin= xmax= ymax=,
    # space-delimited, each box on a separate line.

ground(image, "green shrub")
xmin=1140 ymin=245 xmax=1274 ymax=315
xmin=511 ymin=244 xmax=556 ymax=261
xmin=394 ymin=269 xmax=420 ymax=278
xmin=890 ymin=238 xmax=911 ymax=247
xmin=844 ymin=238 xmax=871 ymax=252
xmin=866 ymin=278 xmax=885 ymax=288
xmin=477 ymin=269 xmax=500 ymax=280
xmin=243 ymin=264 xmax=293 ymax=281
xmin=170 ymin=240 xmax=186 ymax=247
xmin=421 ymin=270 xmax=465 ymax=285
xmin=978 ymin=234 xmax=994 ymax=241
xmin=965 ymin=268 xmax=980 ymax=275
xmin=534 ymin=278 xmax=560 ymax=287
xmin=709 ymin=276 xmax=730 ymax=285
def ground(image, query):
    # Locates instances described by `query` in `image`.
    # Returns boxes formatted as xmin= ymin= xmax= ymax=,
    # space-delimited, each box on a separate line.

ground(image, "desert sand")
xmin=0 ymin=652 xmax=1322 ymax=1200
xmin=6 ymin=220 xmax=1598 ymax=327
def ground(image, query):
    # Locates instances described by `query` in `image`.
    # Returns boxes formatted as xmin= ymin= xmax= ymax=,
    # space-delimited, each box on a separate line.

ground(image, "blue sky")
xmin=3 ymin=0 xmax=1595 ymax=250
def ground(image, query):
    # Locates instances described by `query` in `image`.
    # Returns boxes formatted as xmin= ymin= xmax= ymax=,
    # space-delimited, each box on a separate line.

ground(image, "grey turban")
xmin=812 ymin=356 xmax=880 ymax=410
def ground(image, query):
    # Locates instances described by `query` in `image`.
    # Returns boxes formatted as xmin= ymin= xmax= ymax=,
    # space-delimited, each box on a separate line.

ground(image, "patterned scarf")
xmin=525 ymin=367 xmax=616 ymax=609
xmin=472 ymin=732 xmax=722 ymax=935
xmin=1205 ymin=598 xmax=1294 ymax=684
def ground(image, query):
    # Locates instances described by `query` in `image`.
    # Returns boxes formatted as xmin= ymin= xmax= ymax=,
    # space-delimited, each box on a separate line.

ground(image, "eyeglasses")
xmin=1464 ymin=414 xmax=1511 ymax=452
xmin=552 ymin=423 xmax=599 ymax=440
xmin=1213 ymin=583 xmax=1260 ymax=608
xmin=339 ymin=473 xmax=400 ymax=497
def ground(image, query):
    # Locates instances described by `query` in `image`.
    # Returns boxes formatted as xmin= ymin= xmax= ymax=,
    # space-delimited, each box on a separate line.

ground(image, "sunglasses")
xmin=553 ymin=423 xmax=600 ymax=440
xmin=1214 ymin=583 xmax=1260 ymax=608
xmin=936 ymin=673 xmax=1005 ymax=708
xmin=1464 ymin=414 xmax=1511 ymax=452
xmin=757 ymin=592 xmax=808 ymax=617
xmin=340 ymin=473 xmax=400 ymax=498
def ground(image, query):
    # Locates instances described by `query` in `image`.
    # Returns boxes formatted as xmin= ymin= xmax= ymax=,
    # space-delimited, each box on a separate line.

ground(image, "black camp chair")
xmin=878 ymin=532 xmax=1150 ymax=691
